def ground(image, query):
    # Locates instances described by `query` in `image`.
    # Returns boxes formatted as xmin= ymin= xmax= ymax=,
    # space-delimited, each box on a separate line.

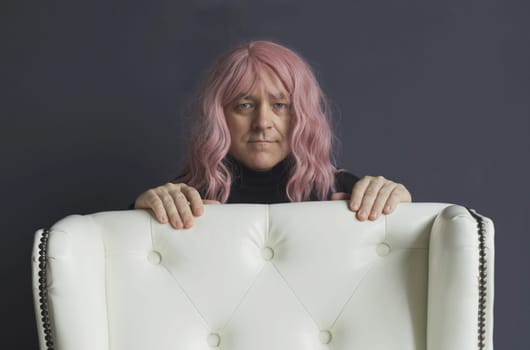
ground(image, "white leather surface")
xmin=32 ymin=201 xmax=495 ymax=350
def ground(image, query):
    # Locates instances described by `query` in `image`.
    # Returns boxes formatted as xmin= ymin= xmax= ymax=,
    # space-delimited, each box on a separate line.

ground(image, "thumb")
xmin=202 ymin=199 xmax=221 ymax=205
xmin=330 ymin=192 xmax=351 ymax=200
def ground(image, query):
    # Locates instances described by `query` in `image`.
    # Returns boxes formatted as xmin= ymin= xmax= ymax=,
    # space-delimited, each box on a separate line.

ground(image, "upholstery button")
xmin=376 ymin=243 xmax=391 ymax=256
xmin=206 ymin=333 xmax=220 ymax=347
xmin=261 ymin=246 xmax=274 ymax=261
xmin=319 ymin=330 xmax=332 ymax=344
xmin=147 ymin=250 xmax=162 ymax=265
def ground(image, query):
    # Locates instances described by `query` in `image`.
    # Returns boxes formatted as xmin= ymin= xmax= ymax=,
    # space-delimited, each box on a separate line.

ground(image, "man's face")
xmin=224 ymin=69 xmax=291 ymax=171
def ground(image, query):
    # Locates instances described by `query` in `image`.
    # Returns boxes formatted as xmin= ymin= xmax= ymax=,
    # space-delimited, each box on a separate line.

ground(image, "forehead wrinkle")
xmin=268 ymin=92 xmax=290 ymax=100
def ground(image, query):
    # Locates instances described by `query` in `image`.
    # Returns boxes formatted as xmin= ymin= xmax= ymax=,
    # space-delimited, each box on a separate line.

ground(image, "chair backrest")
xmin=32 ymin=201 xmax=494 ymax=350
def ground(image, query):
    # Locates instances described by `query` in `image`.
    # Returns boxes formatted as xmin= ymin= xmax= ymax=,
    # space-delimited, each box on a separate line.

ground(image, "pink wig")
xmin=178 ymin=40 xmax=338 ymax=202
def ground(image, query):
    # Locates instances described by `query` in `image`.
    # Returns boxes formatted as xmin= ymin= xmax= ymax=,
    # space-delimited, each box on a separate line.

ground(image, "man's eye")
xmin=274 ymin=103 xmax=287 ymax=109
xmin=237 ymin=103 xmax=253 ymax=110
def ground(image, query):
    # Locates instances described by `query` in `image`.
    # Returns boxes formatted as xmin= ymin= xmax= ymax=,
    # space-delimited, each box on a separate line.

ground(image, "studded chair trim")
xmin=37 ymin=228 xmax=54 ymax=350
xmin=466 ymin=207 xmax=488 ymax=350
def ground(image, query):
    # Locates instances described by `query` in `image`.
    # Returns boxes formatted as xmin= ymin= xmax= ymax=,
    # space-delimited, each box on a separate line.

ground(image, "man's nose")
xmin=252 ymin=104 xmax=273 ymax=129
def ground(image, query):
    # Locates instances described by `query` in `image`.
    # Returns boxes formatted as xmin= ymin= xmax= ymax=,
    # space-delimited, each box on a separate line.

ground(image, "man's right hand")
xmin=133 ymin=183 xmax=220 ymax=229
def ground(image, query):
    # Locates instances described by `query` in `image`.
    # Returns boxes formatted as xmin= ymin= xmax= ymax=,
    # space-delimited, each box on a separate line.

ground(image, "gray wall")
xmin=2 ymin=0 xmax=528 ymax=348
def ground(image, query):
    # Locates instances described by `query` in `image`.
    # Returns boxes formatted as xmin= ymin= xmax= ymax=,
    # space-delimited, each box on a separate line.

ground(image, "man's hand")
xmin=331 ymin=175 xmax=412 ymax=221
xmin=133 ymin=183 xmax=220 ymax=229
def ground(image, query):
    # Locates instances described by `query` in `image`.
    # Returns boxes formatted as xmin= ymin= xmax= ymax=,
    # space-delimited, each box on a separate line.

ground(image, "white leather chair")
xmin=32 ymin=202 xmax=494 ymax=350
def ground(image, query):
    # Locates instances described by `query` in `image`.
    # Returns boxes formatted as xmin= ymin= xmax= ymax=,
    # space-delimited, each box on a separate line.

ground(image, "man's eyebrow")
xmin=238 ymin=95 xmax=255 ymax=101
xmin=239 ymin=92 xmax=290 ymax=100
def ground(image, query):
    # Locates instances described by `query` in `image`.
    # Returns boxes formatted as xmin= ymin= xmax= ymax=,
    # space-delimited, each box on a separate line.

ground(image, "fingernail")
xmin=385 ymin=205 xmax=391 ymax=213
xmin=359 ymin=211 xmax=367 ymax=219
xmin=161 ymin=215 xmax=167 ymax=223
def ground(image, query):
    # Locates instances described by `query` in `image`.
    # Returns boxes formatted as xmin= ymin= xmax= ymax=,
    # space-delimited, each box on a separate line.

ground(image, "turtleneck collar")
xmin=225 ymin=155 xmax=292 ymax=187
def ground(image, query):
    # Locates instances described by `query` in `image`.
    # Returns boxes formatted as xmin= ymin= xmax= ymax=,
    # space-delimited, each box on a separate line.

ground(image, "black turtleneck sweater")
xmin=224 ymin=156 xmax=359 ymax=203
xmin=128 ymin=157 xmax=359 ymax=208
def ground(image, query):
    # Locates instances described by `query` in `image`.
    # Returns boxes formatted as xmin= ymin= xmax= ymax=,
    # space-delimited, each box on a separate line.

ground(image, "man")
xmin=132 ymin=40 xmax=412 ymax=229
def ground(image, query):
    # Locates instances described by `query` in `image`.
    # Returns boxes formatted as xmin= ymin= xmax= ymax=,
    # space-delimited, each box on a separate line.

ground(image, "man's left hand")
xmin=331 ymin=175 xmax=412 ymax=221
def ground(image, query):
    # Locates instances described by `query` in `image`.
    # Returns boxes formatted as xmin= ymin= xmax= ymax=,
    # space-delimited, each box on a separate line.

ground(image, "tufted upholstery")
xmin=32 ymin=201 xmax=494 ymax=350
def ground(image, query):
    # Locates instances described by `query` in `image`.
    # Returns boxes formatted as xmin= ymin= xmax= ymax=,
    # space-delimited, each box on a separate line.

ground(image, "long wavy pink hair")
xmin=178 ymin=40 xmax=339 ymax=202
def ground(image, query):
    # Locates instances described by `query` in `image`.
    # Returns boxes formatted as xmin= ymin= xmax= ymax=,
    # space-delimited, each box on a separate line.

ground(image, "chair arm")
xmin=427 ymin=205 xmax=495 ymax=350
xmin=32 ymin=215 xmax=109 ymax=350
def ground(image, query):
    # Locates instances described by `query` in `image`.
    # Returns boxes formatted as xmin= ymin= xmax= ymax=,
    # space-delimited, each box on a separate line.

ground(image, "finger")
xmin=161 ymin=191 xmax=184 ymax=229
xmin=357 ymin=176 xmax=386 ymax=221
xmin=172 ymin=191 xmax=195 ymax=229
xmin=330 ymin=192 xmax=350 ymax=200
xmin=181 ymin=185 xmax=204 ymax=216
xmin=382 ymin=184 xmax=411 ymax=214
xmin=144 ymin=189 xmax=169 ymax=223
xmin=350 ymin=177 xmax=370 ymax=211
xmin=368 ymin=181 xmax=397 ymax=220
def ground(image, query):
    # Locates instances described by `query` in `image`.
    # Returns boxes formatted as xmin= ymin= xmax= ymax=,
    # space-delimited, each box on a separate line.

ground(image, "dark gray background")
xmin=2 ymin=0 xmax=528 ymax=348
